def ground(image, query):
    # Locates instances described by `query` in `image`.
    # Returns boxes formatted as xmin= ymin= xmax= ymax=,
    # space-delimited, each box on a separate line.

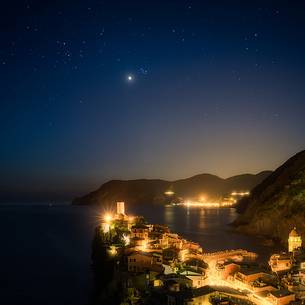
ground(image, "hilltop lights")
xmin=164 ymin=190 xmax=175 ymax=196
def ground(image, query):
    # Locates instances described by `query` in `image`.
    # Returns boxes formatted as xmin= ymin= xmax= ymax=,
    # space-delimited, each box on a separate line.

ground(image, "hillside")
xmin=72 ymin=171 xmax=271 ymax=206
xmin=234 ymin=150 xmax=305 ymax=244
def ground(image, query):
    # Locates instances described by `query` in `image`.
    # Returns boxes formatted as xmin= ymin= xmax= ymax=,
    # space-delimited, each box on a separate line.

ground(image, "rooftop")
xmin=289 ymin=228 xmax=300 ymax=237
xmin=238 ymin=268 xmax=264 ymax=276
xmin=270 ymin=289 xmax=294 ymax=298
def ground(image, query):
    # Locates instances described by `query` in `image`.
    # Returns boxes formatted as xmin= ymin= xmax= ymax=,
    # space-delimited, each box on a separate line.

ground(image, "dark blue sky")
xmin=1 ymin=1 xmax=305 ymax=200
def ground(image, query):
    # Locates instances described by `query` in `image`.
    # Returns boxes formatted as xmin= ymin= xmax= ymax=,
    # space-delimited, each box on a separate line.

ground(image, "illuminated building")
xmin=234 ymin=269 xmax=267 ymax=285
xmin=267 ymin=289 xmax=295 ymax=305
xmin=180 ymin=270 xmax=206 ymax=288
xmin=160 ymin=233 xmax=183 ymax=249
xmin=101 ymin=222 xmax=110 ymax=233
xmin=130 ymin=224 xmax=149 ymax=239
xmin=288 ymin=227 xmax=302 ymax=252
xmin=218 ymin=262 xmax=241 ymax=280
xmin=182 ymin=241 xmax=202 ymax=252
xmin=117 ymin=201 xmax=125 ymax=215
xmin=269 ymin=253 xmax=292 ymax=272
xmin=127 ymin=252 xmax=163 ymax=273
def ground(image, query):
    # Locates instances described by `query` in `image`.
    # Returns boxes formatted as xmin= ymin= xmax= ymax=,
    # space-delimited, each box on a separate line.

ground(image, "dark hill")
xmin=72 ymin=171 xmax=271 ymax=207
xmin=233 ymin=150 xmax=305 ymax=244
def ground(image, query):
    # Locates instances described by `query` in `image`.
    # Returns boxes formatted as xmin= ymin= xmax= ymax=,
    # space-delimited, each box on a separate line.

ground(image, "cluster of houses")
xmin=210 ymin=227 xmax=305 ymax=304
xmin=101 ymin=202 xmax=305 ymax=305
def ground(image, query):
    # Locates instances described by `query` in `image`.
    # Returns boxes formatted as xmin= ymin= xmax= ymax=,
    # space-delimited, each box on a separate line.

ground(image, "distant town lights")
xmin=231 ymin=191 xmax=250 ymax=196
xmin=199 ymin=195 xmax=206 ymax=202
xmin=164 ymin=190 xmax=175 ymax=196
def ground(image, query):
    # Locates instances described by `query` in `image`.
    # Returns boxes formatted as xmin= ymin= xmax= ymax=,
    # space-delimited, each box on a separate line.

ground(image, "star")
xmin=126 ymin=74 xmax=134 ymax=82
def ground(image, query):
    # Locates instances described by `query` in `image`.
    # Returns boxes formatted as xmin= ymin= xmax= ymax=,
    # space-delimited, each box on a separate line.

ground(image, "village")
xmin=99 ymin=202 xmax=305 ymax=305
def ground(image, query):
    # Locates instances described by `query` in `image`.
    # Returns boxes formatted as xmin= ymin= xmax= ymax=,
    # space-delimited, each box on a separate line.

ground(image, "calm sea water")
xmin=0 ymin=203 xmax=282 ymax=305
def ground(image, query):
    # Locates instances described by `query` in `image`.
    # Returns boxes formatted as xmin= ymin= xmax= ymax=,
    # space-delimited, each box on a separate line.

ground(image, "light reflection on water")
xmin=164 ymin=205 xmax=174 ymax=224
xmin=129 ymin=205 xmax=283 ymax=261
xmin=198 ymin=208 xmax=207 ymax=230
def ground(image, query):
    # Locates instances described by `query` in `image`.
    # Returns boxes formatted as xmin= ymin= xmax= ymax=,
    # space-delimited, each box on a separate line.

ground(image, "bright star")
xmin=127 ymin=74 xmax=134 ymax=82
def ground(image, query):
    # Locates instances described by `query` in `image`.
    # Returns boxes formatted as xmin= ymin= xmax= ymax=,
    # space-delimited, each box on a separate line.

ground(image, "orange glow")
xmin=140 ymin=240 xmax=147 ymax=251
xmin=199 ymin=195 xmax=206 ymax=202
xmin=231 ymin=191 xmax=250 ymax=196
xmin=108 ymin=245 xmax=117 ymax=256
xmin=104 ymin=213 xmax=113 ymax=223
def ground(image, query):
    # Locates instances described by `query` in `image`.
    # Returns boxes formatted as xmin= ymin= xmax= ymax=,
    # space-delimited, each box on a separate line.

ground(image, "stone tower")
xmin=117 ymin=201 xmax=125 ymax=215
xmin=288 ymin=227 xmax=302 ymax=252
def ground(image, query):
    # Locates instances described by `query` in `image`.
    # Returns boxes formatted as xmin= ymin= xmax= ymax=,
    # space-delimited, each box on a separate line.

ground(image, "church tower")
xmin=288 ymin=227 xmax=302 ymax=252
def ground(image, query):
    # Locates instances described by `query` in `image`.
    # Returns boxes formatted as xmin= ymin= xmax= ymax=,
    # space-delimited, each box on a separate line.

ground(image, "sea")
xmin=0 ymin=203 xmax=282 ymax=305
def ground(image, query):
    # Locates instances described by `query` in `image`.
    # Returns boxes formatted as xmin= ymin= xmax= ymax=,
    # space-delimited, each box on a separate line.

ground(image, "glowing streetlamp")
xmin=104 ymin=213 xmax=113 ymax=223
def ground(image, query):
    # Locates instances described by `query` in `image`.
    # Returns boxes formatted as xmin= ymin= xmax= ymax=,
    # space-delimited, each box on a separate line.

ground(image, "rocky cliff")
xmin=234 ymin=150 xmax=305 ymax=244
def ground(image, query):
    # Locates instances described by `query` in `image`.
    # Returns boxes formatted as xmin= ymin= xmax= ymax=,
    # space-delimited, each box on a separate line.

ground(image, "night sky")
xmin=1 ymin=1 xmax=305 ymax=200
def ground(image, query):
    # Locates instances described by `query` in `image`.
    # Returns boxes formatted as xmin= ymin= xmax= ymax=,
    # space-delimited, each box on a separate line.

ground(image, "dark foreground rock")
xmin=233 ymin=150 xmax=305 ymax=245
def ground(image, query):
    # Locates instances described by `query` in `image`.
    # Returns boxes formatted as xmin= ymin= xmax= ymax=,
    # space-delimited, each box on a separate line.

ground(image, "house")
xmin=180 ymin=270 xmax=206 ymax=288
xmin=157 ymin=274 xmax=193 ymax=293
xmin=250 ymin=279 xmax=277 ymax=293
xmin=185 ymin=285 xmax=248 ymax=305
xmin=131 ymin=237 xmax=147 ymax=251
xmin=128 ymin=252 xmax=163 ymax=273
xmin=183 ymin=258 xmax=208 ymax=275
xmin=269 ymin=253 xmax=292 ymax=272
xmin=163 ymin=248 xmax=179 ymax=263
xmin=182 ymin=241 xmax=202 ymax=253
xmin=217 ymin=262 xmax=241 ymax=280
xmin=161 ymin=233 xmax=183 ymax=249
xmin=267 ymin=289 xmax=295 ymax=305
xmin=163 ymin=264 xmax=176 ymax=275
xmin=130 ymin=224 xmax=149 ymax=239
xmin=234 ymin=268 xmax=267 ymax=284
xmin=152 ymin=224 xmax=170 ymax=234
xmin=166 ymin=285 xmax=247 ymax=305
